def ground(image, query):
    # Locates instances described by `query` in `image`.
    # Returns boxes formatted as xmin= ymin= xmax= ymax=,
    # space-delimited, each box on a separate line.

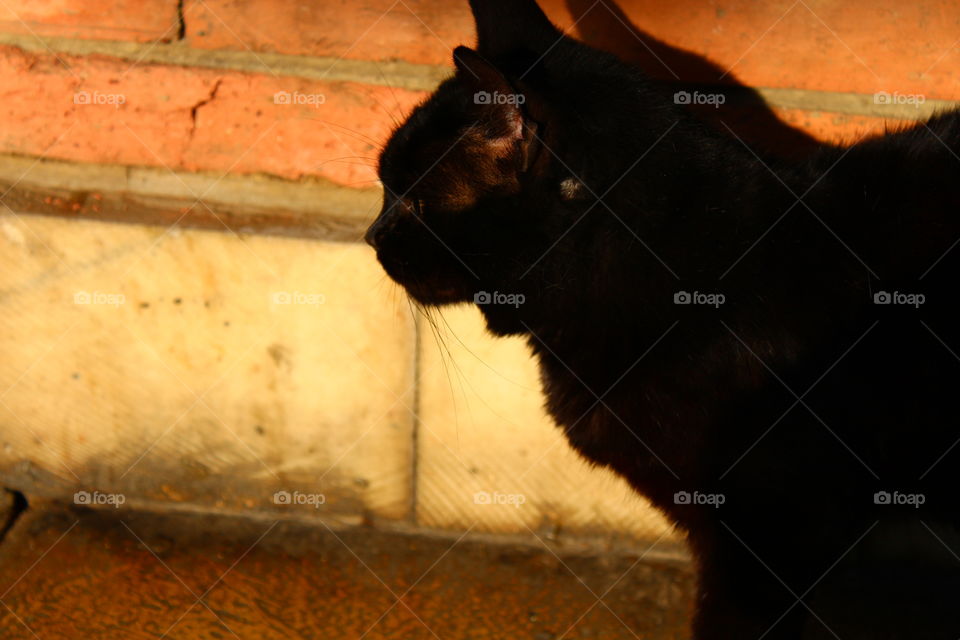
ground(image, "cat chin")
xmin=476 ymin=305 xmax=527 ymax=337
xmin=405 ymin=289 xmax=470 ymax=307
xmin=400 ymin=281 xmax=473 ymax=307
xmin=403 ymin=283 xmax=527 ymax=336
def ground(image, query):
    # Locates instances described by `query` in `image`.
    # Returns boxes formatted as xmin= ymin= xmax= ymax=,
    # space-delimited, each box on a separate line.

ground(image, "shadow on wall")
xmin=565 ymin=0 xmax=822 ymax=158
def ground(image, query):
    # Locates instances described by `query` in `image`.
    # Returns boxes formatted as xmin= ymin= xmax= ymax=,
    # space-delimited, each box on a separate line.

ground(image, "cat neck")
xmin=516 ymin=126 xmax=869 ymax=464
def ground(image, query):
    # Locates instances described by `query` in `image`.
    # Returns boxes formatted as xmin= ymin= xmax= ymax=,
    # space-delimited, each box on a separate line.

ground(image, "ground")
xmin=0 ymin=500 xmax=694 ymax=639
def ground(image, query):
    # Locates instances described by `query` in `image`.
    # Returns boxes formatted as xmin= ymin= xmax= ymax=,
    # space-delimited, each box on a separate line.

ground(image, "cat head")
xmin=366 ymin=0 xmax=669 ymax=334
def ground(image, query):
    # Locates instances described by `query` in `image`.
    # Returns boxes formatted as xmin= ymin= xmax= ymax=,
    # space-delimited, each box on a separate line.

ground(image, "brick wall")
xmin=1 ymin=0 xmax=958 ymax=549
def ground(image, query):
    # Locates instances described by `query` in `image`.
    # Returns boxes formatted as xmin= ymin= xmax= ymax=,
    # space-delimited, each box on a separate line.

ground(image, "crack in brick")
xmin=188 ymin=77 xmax=223 ymax=142
xmin=176 ymin=0 xmax=187 ymax=41
xmin=0 ymin=490 xmax=28 ymax=545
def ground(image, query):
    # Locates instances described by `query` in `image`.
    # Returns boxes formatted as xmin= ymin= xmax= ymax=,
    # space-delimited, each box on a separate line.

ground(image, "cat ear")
xmin=453 ymin=46 xmax=524 ymax=140
xmin=453 ymin=46 xmax=540 ymax=172
xmin=453 ymin=46 xmax=514 ymax=99
xmin=467 ymin=0 xmax=561 ymax=57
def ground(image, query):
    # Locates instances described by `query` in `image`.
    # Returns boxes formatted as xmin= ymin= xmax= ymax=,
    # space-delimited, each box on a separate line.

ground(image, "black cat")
xmin=365 ymin=1 xmax=960 ymax=638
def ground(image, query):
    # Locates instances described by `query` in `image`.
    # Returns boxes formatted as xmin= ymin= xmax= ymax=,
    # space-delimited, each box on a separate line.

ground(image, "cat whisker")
xmin=433 ymin=310 xmax=538 ymax=392
xmin=318 ymin=159 xmax=380 ymax=169
xmin=343 ymin=179 xmax=387 ymax=187
xmin=368 ymin=61 xmax=406 ymax=130
xmin=411 ymin=299 xmax=469 ymax=450
xmin=317 ymin=155 xmax=378 ymax=163
xmin=301 ymin=118 xmax=386 ymax=150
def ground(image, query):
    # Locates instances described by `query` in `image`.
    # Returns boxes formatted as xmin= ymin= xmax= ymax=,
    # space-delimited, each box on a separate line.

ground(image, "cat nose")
xmin=363 ymin=221 xmax=380 ymax=249
xmin=366 ymin=193 xmax=412 ymax=249
xmin=364 ymin=212 xmax=395 ymax=250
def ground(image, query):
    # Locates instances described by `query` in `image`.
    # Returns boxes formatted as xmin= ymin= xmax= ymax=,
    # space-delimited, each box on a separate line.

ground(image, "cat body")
xmin=366 ymin=2 xmax=960 ymax=637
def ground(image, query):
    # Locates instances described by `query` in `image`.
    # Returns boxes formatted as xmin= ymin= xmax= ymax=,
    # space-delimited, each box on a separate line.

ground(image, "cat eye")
xmin=385 ymin=193 xmax=424 ymax=218
xmin=412 ymin=199 xmax=426 ymax=217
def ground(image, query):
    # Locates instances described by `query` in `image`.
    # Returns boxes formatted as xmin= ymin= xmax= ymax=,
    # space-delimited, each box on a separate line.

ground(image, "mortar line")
xmin=0 ymin=153 xmax=379 ymax=243
xmin=409 ymin=311 xmax=423 ymax=526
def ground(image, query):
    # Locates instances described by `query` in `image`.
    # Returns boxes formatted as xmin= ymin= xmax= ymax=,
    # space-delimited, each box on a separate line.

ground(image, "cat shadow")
xmin=564 ymin=0 xmax=822 ymax=158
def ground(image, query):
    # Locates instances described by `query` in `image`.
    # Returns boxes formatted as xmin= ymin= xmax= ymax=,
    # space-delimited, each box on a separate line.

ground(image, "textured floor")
xmin=0 ymin=503 xmax=693 ymax=639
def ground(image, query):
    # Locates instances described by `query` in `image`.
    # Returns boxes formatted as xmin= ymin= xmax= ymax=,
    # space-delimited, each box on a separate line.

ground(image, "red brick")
xmin=187 ymin=0 xmax=960 ymax=100
xmin=185 ymin=76 xmax=422 ymax=184
xmin=0 ymin=45 xmax=424 ymax=186
xmin=184 ymin=0 xmax=467 ymax=67
xmin=568 ymin=0 xmax=960 ymax=101
xmin=0 ymin=0 xmax=180 ymax=43
xmin=0 ymin=28 xmax=940 ymax=191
